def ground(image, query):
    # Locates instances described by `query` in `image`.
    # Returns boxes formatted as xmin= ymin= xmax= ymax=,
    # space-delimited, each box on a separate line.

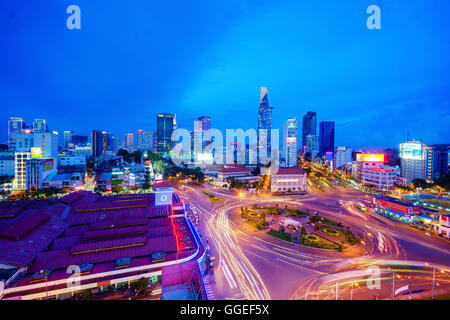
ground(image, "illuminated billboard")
xmin=43 ymin=159 xmax=54 ymax=170
xmin=31 ymin=147 xmax=42 ymax=159
xmin=400 ymin=143 xmax=423 ymax=160
xmin=286 ymin=137 xmax=297 ymax=143
xmin=356 ymin=153 xmax=385 ymax=162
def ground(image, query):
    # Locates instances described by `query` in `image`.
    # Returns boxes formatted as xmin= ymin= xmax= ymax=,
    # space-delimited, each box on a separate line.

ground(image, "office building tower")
xmin=257 ymin=87 xmax=273 ymax=164
xmin=125 ymin=133 xmax=134 ymax=149
xmin=91 ymin=130 xmax=108 ymax=158
xmin=156 ymin=113 xmax=174 ymax=156
xmin=33 ymin=132 xmax=59 ymax=158
xmin=400 ymin=141 xmax=427 ymax=183
xmin=306 ymin=135 xmax=319 ymax=161
xmin=8 ymin=117 xmax=25 ymax=151
xmin=32 ymin=119 xmax=48 ymax=132
xmin=335 ymin=146 xmax=352 ymax=170
xmin=302 ymin=111 xmax=317 ymax=152
xmin=136 ymin=130 xmax=154 ymax=151
xmin=63 ymin=131 xmax=73 ymax=149
xmin=283 ymin=118 xmax=298 ymax=167
xmin=425 ymin=144 xmax=450 ymax=182
xmin=193 ymin=116 xmax=211 ymax=161
xmin=319 ymin=121 xmax=335 ymax=157
xmin=107 ymin=133 xmax=116 ymax=152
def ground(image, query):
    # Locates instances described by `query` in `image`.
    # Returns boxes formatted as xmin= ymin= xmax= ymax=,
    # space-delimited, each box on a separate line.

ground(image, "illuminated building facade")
xmin=156 ymin=113 xmax=174 ymax=156
xmin=400 ymin=141 xmax=427 ymax=183
xmin=257 ymin=87 xmax=273 ymax=164
xmin=302 ymin=111 xmax=316 ymax=153
xmin=283 ymin=118 xmax=298 ymax=167
xmin=270 ymin=166 xmax=307 ymax=193
xmin=319 ymin=121 xmax=335 ymax=157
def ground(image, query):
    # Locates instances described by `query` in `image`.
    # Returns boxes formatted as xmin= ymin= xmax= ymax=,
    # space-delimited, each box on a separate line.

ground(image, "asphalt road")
xmin=178 ymin=183 xmax=450 ymax=300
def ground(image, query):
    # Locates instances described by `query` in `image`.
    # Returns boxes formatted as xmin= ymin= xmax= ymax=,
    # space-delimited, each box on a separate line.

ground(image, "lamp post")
xmin=408 ymin=276 xmax=412 ymax=300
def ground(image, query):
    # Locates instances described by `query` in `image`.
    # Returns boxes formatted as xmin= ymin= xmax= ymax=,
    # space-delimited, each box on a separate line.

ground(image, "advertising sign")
xmin=155 ymin=191 xmax=172 ymax=206
xmin=43 ymin=158 xmax=54 ymax=170
xmin=31 ymin=147 xmax=42 ymax=159
xmin=356 ymin=153 xmax=384 ymax=162
xmin=400 ymin=143 xmax=423 ymax=160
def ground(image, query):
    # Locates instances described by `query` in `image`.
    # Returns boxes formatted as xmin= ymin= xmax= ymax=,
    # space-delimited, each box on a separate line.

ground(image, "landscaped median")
xmin=202 ymin=192 xmax=223 ymax=204
xmin=266 ymin=228 xmax=342 ymax=250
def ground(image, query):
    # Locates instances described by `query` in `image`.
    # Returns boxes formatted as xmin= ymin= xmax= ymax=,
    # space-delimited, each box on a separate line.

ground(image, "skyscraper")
xmin=302 ymin=112 xmax=317 ymax=152
xmin=425 ymin=144 xmax=449 ymax=182
xmin=306 ymin=135 xmax=320 ymax=161
xmin=32 ymin=119 xmax=48 ymax=132
xmin=257 ymin=87 xmax=273 ymax=164
xmin=125 ymin=133 xmax=134 ymax=149
xmin=8 ymin=117 xmax=25 ymax=150
xmin=319 ymin=121 xmax=335 ymax=157
xmin=63 ymin=131 xmax=73 ymax=149
xmin=136 ymin=130 xmax=154 ymax=151
xmin=156 ymin=113 xmax=174 ymax=156
xmin=283 ymin=118 xmax=298 ymax=167
xmin=91 ymin=130 xmax=108 ymax=158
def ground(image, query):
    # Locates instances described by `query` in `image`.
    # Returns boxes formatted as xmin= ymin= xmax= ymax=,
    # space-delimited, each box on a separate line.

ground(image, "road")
xmin=178 ymin=183 xmax=450 ymax=300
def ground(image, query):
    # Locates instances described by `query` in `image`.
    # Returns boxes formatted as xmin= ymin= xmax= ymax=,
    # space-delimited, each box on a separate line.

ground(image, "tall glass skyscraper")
xmin=257 ymin=87 xmax=273 ymax=164
xmin=156 ymin=113 xmax=174 ymax=156
xmin=302 ymin=111 xmax=317 ymax=152
xmin=91 ymin=130 xmax=108 ymax=158
xmin=283 ymin=118 xmax=298 ymax=167
xmin=319 ymin=121 xmax=335 ymax=156
xmin=63 ymin=131 xmax=73 ymax=149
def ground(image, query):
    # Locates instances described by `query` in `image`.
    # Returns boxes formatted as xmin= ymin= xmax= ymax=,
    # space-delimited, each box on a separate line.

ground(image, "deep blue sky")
xmin=1 ymin=0 xmax=449 ymax=149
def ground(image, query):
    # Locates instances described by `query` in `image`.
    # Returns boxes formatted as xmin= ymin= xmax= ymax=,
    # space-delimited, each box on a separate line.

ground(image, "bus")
xmin=356 ymin=202 xmax=367 ymax=212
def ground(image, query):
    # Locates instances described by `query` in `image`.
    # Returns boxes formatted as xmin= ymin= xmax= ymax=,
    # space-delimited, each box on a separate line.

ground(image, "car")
xmin=338 ymin=200 xmax=344 ymax=205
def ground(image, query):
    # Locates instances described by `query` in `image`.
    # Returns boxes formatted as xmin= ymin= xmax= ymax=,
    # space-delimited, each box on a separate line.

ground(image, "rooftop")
xmin=271 ymin=166 xmax=306 ymax=175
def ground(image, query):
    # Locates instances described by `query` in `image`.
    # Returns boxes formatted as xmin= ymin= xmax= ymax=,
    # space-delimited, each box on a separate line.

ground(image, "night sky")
xmin=1 ymin=0 xmax=449 ymax=149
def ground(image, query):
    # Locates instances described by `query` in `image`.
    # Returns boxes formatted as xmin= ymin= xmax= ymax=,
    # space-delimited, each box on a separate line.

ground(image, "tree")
xmin=279 ymin=225 xmax=285 ymax=233
xmin=412 ymin=179 xmax=430 ymax=189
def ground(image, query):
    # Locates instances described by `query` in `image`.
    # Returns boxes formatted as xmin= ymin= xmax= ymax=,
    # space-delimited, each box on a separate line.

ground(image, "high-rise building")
xmin=107 ymin=133 xmax=116 ymax=152
xmin=302 ymin=112 xmax=317 ymax=152
xmin=193 ymin=116 xmax=211 ymax=161
xmin=91 ymin=130 xmax=108 ymax=158
xmin=257 ymin=87 xmax=273 ymax=164
xmin=8 ymin=117 xmax=25 ymax=151
xmin=32 ymin=119 xmax=48 ymax=132
xmin=33 ymin=132 xmax=59 ymax=158
xmin=9 ymin=131 xmax=58 ymax=158
xmin=335 ymin=146 xmax=352 ymax=169
xmin=63 ymin=131 xmax=73 ymax=149
xmin=319 ymin=121 xmax=335 ymax=157
xmin=425 ymin=144 xmax=450 ymax=182
xmin=156 ymin=113 xmax=174 ymax=156
xmin=306 ymin=135 xmax=319 ymax=161
xmin=13 ymin=152 xmax=31 ymax=190
xmin=400 ymin=141 xmax=427 ymax=183
xmin=283 ymin=118 xmax=298 ymax=167
xmin=125 ymin=133 xmax=134 ymax=149
xmin=136 ymin=130 xmax=154 ymax=151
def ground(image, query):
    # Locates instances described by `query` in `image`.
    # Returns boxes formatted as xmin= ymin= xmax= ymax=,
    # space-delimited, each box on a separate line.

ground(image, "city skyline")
xmin=1 ymin=1 xmax=449 ymax=149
